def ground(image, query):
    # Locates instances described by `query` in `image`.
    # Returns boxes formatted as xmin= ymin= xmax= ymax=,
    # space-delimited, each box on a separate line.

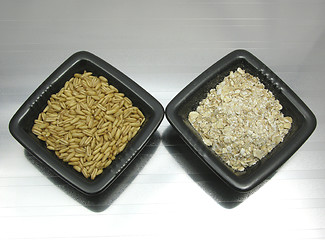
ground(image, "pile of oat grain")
xmin=188 ymin=68 xmax=292 ymax=171
xmin=32 ymin=71 xmax=145 ymax=180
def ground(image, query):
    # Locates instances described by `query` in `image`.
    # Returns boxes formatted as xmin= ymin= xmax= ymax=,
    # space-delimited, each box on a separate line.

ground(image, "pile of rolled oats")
xmin=188 ymin=68 xmax=292 ymax=171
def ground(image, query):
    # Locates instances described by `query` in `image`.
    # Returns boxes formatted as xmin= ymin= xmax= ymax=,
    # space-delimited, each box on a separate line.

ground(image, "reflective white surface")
xmin=1 ymin=0 xmax=325 ymax=239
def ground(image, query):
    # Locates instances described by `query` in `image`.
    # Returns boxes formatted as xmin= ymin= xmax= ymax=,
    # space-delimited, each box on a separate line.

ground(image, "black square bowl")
xmin=165 ymin=49 xmax=317 ymax=191
xmin=9 ymin=51 xmax=164 ymax=195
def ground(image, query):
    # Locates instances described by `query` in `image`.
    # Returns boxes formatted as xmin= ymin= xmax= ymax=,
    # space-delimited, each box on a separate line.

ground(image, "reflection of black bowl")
xmin=165 ymin=49 xmax=317 ymax=191
xmin=24 ymin=131 xmax=161 ymax=212
xmin=162 ymin=126 xmax=261 ymax=209
xmin=9 ymin=51 xmax=164 ymax=195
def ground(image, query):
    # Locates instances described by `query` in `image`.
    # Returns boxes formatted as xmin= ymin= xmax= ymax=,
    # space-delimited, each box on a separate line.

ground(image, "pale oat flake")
xmin=188 ymin=68 xmax=292 ymax=171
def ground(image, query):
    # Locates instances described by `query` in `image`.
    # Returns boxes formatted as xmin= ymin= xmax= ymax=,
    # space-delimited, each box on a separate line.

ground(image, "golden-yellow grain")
xmin=88 ymin=118 xmax=94 ymax=128
xmin=75 ymin=148 xmax=85 ymax=154
xmin=83 ymin=161 xmax=94 ymax=167
xmin=70 ymin=117 xmax=79 ymax=124
xmin=105 ymin=115 xmax=115 ymax=122
xmin=51 ymin=104 xmax=61 ymax=111
xmin=88 ymin=164 xmax=96 ymax=174
xmin=47 ymin=146 xmax=55 ymax=150
xmin=76 ymin=123 xmax=87 ymax=129
xmin=95 ymin=153 xmax=104 ymax=163
xmin=92 ymin=147 xmax=101 ymax=156
xmin=68 ymin=162 xmax=80 ymax=167
xmin=130 ymin=114 xmax=140 ymax=119
xmin=102 ymin=151 xmax=110 ymax=162
xmin=114 ymin=129 xmax=121 ymax=140
xmin=115 ymin=138 xmax=122 ymax=148
xmin=69 ymin=144 xmax=79 ymax=149
xmin=72 ymin=132 xmax=83 ymax=138
xmin=73 ymin=165 xmax=81 ymax=172
xmin=96 ymin=169 xmax=103 ymax=175
xmin=130 ymin=122 xmax=141 ymax=127
xmin=128 ymin=131 xmax=133 ymax=141
xmin=103 ymin=133 xmax=109 ymax=141
xmin=66 ymin=152 xmax=75 ymax=161
xmin=90 ymin=137 xmax=96 ymax=149
xmin=97 ymin=118 xmax=105 ymax=128
xmin=99 ymin=76 xmax=108 ymax=82
xmin=82 ymin=168 xmax=89 ymax=178
xmin=47 ymin=139 xmax=55 ymax=147
xmin=94 ymin=108 xmax=101 ymax=117
xmin=79 ymin=136 xmax=87 ymax=146
xmin=82 ymin=129 xmax=93 ymax=138
xmin=106 ymin=107 xmax=119 ymax=115
xmin=32 ymin=128 xmax=42 ymax=136
xmin=109 ymin=139 xmax=116 ymax=147
xmin=90 ymin=168 xmax=98 ymax=180
xmin=126 ymin=117 xmax=137 ymax=123
xmin=69 ymin=157 xmax=79 ymax=162
xmin=93 ymin=152 xmax=100 ymax=162
xmin=59 ymin=147 xmax=69 ymax=153
xmin=58 ymin=139 xmax=69 ymax=145
xmin=86 ymin=146 xmax=92 ymax=156
xmin=75 ymin=109 xmax=85 ymax=115
xmin=104 ymin=160 xmax=112 ymax=168
xmin=104 ymin=147 xmax=112 ymax=156
xmin=97 ymin=104 xmax=106 ymax=112
xmin=75 ymin=153 xmax=85 ymax=158
xmin=118 ymin=143 xmax=127 ymax=153
xmin=97 ymin=127 xmax=108 ymax=135
xmin=112 ymin=118 xmax=119 ymax=128
xmin=101 ymin=142 xmax=110 ymax=153
xmin=121 ymin=135 xmax=128 ymax=144
xmin=96 ymin=161 xmax=103 ymax=168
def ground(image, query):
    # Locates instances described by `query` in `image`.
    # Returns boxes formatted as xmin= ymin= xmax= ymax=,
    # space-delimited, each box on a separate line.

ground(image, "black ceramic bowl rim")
xmin=165 ymin=49 xmax=317 ymax=191
xmin=9 ymin=51 xmax=164 ymax=195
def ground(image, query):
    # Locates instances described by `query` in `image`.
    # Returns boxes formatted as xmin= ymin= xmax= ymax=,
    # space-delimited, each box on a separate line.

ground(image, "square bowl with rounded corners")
xmin=165 ymin=49 xmax=317 ymax=191
xmin=9 ymin=51 xmax=164 ymax=195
